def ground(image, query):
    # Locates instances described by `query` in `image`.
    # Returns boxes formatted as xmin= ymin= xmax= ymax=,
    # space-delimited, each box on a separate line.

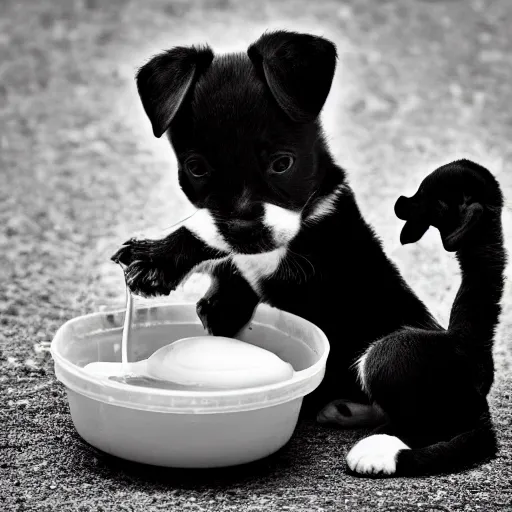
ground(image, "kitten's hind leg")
xmin=317 ymin=400 xmax=388 ymax=429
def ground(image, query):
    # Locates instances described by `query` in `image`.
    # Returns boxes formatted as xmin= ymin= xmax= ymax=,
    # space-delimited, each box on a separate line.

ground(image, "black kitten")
xmin=112 ymin=30 xmax=506 ymax=477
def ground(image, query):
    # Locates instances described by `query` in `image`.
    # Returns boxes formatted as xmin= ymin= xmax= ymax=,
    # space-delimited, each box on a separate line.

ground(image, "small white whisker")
xmin=287 ymin=248 xmax=316 ymax=279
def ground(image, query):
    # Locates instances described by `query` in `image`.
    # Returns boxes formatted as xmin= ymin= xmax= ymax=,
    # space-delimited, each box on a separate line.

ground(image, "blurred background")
xmin=2 ymin=0 xmax=512 ymax=374
xmin=3 ymin=0 xmax=511 ymax=336
xmin=2 ymin=1 xmax=512 ymax=509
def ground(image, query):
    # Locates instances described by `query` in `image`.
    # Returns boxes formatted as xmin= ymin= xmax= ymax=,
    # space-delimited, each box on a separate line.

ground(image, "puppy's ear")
xmin=136 ymin=45 xmax=214 ymax=138
xmin=247 ymin=30 xmax=337 ymax=123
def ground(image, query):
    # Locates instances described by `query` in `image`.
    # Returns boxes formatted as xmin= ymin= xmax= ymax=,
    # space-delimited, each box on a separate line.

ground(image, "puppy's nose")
xmin=232 ymin=190 xmax=263 ymax=220
xmin=226 ymin=219 xmax=259 ymax=232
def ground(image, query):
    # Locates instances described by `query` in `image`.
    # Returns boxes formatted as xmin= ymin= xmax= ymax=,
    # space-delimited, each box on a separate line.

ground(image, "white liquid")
xmin=121 ymin=288 xmax=134 ymax=369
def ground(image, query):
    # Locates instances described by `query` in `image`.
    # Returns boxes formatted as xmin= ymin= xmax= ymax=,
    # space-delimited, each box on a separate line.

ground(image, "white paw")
xmin=346 ymin=434 xmax=410 ymax=476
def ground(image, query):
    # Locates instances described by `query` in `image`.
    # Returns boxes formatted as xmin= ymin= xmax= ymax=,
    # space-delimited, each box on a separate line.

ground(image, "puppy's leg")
xmin=197 ymin=260 xmax=260 ymax=337
xmin=111 ymin=223 xmax=229 ymax=297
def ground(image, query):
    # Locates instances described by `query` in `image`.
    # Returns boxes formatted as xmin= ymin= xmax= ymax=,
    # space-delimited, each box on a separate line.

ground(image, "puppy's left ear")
xmin=248 ymin=30 xmax=337 ymax=123
xmin=136 ymin=45 xmax=214 ymax=138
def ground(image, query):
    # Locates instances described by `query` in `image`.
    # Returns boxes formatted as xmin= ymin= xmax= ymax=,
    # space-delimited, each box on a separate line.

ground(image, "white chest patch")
xmin=306 ymin=185 xmax=347 ymax=223
xmin=185 ymin=209 xmax=230 ymax=252
xmin=263 ymin=203 xmax=301 ymax=246
xmin=346 ymin=434 xmax=410 ymax=476
xmin=232 ymin=247 xmax=287 ymax=295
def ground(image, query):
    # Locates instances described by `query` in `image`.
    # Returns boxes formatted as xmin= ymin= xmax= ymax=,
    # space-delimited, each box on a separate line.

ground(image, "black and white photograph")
xmin=3 ymin=0 xmax=511 ymax=510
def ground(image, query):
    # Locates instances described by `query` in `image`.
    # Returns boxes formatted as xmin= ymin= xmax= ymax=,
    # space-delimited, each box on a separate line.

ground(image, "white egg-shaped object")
xmin=83 ymin=336 xmax=295 ymax=390
xmin=146 ymin=336 xmax=294 ymax=389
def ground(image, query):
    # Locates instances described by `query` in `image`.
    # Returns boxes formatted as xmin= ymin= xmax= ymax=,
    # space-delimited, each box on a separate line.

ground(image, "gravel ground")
xmin=2 ymin=0 xmax=512 ymax=511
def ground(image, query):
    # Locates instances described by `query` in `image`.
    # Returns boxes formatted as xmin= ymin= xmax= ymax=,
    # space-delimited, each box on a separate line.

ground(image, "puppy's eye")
xmin=270 ymin=155 xmax=295 ymax=174
xmin=184 ymin=158 xmax=209 ymax=178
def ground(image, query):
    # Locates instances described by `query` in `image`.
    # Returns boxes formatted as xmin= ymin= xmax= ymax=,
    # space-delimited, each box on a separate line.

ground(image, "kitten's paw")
xmin=394 ymin=159 xmax=502 ymax=251
xmin=346 ymin=434 xmax=410 ymax=477
xmin=317 ymin=400 xmax=387 ymax=429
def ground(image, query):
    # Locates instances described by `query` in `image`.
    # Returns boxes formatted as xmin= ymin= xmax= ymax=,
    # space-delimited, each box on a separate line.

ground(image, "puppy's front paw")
xmin=395 ymin=159 xmax=502 ymax=252
xmin=196 ymin=294 xmax=254 ymax=337
xmin=123 ymin=260 xmax=175 ymax=298
xmin=346 ymin=434 xmax=410 ymax=477
xmin=111 ymin=237 xmax=153 ymax=267
xmin=111 ymin=238 xmax=176 ymax=298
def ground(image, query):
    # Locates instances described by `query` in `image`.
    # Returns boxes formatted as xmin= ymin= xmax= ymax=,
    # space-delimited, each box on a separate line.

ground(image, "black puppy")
xmin=112 ymin=30 xmax=506 ymax=477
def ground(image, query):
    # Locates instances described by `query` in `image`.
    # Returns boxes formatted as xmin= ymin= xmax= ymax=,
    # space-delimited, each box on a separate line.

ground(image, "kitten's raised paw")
xmin=394 ymin=159 xmax=502 ymax=252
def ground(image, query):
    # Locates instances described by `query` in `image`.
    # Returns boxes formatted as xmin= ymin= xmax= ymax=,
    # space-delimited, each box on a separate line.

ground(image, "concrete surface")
xmin=1 ymin=0 xmax=511 ymax=510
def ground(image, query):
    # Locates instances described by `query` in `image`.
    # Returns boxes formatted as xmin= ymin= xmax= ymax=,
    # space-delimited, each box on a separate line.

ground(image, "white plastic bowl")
xmin=51 ymin=303 xmax=330 ymax=468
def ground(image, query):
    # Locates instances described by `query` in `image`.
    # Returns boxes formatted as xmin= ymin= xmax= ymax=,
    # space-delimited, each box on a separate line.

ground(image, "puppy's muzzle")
xmin=225 ymin=219 xmax=260 ymax=234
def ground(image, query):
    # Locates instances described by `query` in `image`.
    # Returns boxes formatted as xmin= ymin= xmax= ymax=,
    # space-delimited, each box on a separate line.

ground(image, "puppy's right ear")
xmin=136 ymin=46 xmax=214 ymax=138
